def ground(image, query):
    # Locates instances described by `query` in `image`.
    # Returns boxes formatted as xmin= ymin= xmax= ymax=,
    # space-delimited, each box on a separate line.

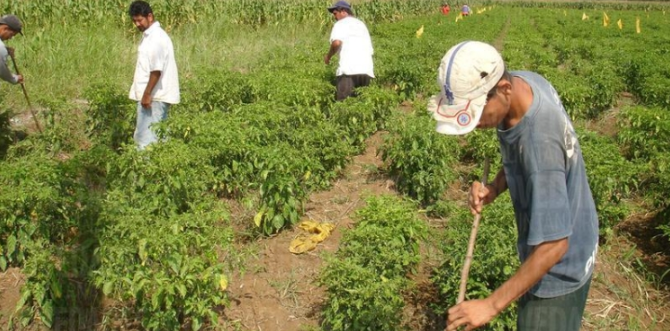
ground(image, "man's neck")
xmin=503 ymin=76 xmax=533 ymax=129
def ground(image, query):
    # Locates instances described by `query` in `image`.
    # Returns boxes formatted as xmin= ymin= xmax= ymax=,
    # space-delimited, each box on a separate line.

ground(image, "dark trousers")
xmin=517 ymin=277 xmax=591 ymax=331
xmin=336 ymin=74 xmax=372 ymax=101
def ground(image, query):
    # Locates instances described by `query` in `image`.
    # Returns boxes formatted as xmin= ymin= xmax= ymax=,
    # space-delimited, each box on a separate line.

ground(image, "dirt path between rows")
xmin=221 ymin=132 xmax=396 ymax=330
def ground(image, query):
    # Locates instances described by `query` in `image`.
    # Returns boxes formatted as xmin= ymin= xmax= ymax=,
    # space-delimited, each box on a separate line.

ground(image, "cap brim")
xmin=428 ymin=93 xmax=486 ymax=135
xmin=327 ymin=7 xmax=337 ymax=13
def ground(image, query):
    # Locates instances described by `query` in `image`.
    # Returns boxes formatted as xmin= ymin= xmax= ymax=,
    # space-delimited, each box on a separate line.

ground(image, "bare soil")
xmin=221 ymin=132 xmax=395 ymax=330
xmin=0 ymin=268 xmax=25 ymax=328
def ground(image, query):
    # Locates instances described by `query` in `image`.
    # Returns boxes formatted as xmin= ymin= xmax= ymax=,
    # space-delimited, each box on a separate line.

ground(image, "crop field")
xmin=1 ymin=0 xmax=670 ymax=330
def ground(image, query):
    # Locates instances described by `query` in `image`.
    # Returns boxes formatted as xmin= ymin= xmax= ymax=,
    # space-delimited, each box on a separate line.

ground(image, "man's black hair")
xmin=486 ymin=70 xmax=512 ymax=101
xmin=334 ymin=7 xmax=354 ymax=16
xmin=129 ymin=1 xmax=153 ymax=17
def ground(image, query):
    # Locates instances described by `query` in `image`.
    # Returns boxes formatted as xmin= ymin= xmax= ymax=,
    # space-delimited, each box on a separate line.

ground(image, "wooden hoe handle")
xmin=457 ymin=157 xmax=491 ymax=304
xmin=9 ymin=52 xmax=43 ymax=133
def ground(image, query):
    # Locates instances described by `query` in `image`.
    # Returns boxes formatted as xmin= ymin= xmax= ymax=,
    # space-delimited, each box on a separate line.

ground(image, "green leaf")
xmin=168 ymin=257 xmax=180 ymax=275
xmin=503 ymin=265 xmax=513 ymax=276
xmin=272 ymin=214 xmax=285 ymax=230
xmin=103 ymin=282 xmax=114 ymax=296
xmin=15 ymin=289 xmax=32 ymax=312
xmin=41 ymin=300 xmax=54 ymax=328
xmin=192 ymin=316 xmax=202 ymax=331
xmin=151 ymin=289 xmax=162 ymax=309
xmin=177 ymin=284 xmax=187 ymax=298
xmin=50 ymin=275 xmax=62 ymax=299
xmin=6 ymin=235 xmax=17 ymax=256
xmin=19 ymin=306 xmax=33 ymax=327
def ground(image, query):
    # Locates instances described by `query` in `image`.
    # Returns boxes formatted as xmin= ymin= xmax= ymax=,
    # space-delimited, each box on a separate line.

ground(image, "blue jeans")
xmin=134 ymin=101 xmax=170 ymax=150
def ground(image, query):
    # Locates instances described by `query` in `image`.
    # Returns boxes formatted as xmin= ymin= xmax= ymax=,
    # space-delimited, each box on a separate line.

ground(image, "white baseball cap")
xmin=427 ymin=41 xmax=504 ymax=135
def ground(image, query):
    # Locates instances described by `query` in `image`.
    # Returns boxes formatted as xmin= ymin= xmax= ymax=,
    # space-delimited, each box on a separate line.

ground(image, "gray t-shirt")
xmin=497 ymin=71 xmax=599 ymax=298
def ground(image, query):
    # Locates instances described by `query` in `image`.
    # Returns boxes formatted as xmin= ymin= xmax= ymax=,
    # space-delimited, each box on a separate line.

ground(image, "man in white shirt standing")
xmin=128 ymin=1 xmax=179 ymax=150
xmin=0 ymin=15 xmax=24 ymax=87
xmin=324 ymin=1 xmax=374 ymax=101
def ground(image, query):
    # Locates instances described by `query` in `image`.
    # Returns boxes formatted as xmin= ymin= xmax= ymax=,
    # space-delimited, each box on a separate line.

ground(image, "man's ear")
xmin=499 ymin=79 xmax=513 ymax=96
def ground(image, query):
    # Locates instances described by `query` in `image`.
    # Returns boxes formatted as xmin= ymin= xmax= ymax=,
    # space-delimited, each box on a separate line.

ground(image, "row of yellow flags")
xmin=581 ymin=12 xmax=642 ymax=33
xmin=418 ymin=8 xmax=652 ymax=38
xmin=455 ymin=6 xmax=494 ymax=23
xmin=417 ymin=6 xmax=491 ymax=38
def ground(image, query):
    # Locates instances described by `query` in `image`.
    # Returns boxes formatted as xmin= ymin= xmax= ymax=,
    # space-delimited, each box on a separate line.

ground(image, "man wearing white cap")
xmin=324 ymin=1 xmax=374 ymax=101
xmin=429 ymin=41 xmax=598 ymax=331
xmin=0 ymin=15 xmax=24 ymax=86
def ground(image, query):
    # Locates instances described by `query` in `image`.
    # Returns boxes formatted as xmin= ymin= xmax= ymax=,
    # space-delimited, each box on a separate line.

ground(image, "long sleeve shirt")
xmin=0 ymin=39 xmax=19 ymax=84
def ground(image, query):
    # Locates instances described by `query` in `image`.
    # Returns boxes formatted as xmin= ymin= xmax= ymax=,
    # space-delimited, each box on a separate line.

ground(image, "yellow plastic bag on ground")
xmin=289 ymin=220 xmax=336 ymax=254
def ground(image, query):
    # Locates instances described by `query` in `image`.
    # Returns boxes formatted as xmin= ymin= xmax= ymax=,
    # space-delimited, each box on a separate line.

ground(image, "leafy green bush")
xmin=636 ymin=75 xmax=670 ymax=109
xmin=320 ymin=195 xmax=427 ymax=331
xmin=163 ymin=108 xmax=355 ymax=234
xmin=253 ymin=144 xmax=317 ymax=234
xmin=617 ymin=106 xmax=670 ymax=160
xmin=93 ymin=197 xmax=232 ymax=330
xmin=616 ymin=106 xmax=670 ymax=212
xmin=579 ymin=129 xmax=642 ymax=230
xmin=381 ymin=113 xmax=461 ymax=205
xmin=254 ymin=74 xmax=334 ymax=109
xmin=0 ymin=110 xmax=12 ymax=159
xmin=340 ymin=196 xmax=428 ymax=276
xmin=84 ymin=83 xmax=136 ymax=151
xmin=460 ymin=129 xmax=499 ymax=164
xmin=320 ymin=258 xmax=408 ymax=331
xmin=0 ymin=149 xmax=103 ymax=328
xmin=431 ymin=197 xmax=519 ymax=331
xmin=105 ymin=142 xmax=218 ymax=216
xmin=645 ymin=153 xmax=670 ymax=209
xmin=10 ymin=240 xmax=61 ymax=329
xmin=289 ymin=122 xmax=356 ymax=187
xmin=181 ymin=70 xmax=258 ymax=112
xmin=357 ymin=85 xmax=401 ymax=130
xmin=0 ymin=154 xmax=77 ymax=268
xmin=326 ymin=98 xmax=379 ymax=152
xmin=94 ymin=142 xmax=232 ymax=330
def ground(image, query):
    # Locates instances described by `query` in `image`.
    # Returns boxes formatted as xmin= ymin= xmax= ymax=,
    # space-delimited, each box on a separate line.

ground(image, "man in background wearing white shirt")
xmin=324 ymin=1 xmax=374 ymax=101
xmin=128 ymin=1 xmax=180 ymax=150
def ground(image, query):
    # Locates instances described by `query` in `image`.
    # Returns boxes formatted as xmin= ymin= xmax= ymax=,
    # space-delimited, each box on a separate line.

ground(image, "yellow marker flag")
xmin=582 ymin=12 xmax=589 ymax=20
xmin=617 ymin=19 xmax=623 ymax=30
xmin=416 ymin=25 xmax=424 ymax=38
xmin=603 ymin=12 xmax=610 ymax=27
xmin=456 ymin=13 xmax=463 ymax=22
xmin=636 ymin=17 xmax=641 ymax=33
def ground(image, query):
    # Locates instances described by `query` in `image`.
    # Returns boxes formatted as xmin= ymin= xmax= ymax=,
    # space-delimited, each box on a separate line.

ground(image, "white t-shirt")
xmin=329 ymin=16 xmax=374 ymax=78
xmin=129 ymin=22 xmax=180 ymax=104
